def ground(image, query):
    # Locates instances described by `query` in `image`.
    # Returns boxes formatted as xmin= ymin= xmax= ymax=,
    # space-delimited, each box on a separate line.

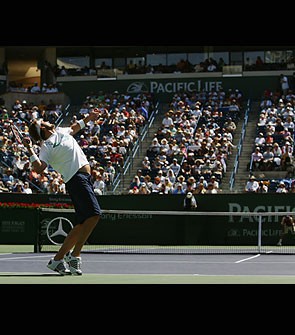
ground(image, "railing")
xmin=112 ymin=102 xmax=159 ymax=193
xmin=229 ymin=99 xmax=250 ymax=191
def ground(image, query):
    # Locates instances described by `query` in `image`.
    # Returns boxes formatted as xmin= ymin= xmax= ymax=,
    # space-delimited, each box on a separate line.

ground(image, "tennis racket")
xmin=10 ymin=124 xmax=24 ymax=144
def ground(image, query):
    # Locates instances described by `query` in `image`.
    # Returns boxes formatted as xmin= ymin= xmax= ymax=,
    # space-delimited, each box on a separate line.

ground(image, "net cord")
xmin=38 ymin=208 xmax=295 ymax=217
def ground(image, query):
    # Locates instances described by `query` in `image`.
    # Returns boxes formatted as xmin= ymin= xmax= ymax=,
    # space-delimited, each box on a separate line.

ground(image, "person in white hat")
xmin=183 ymin=192 xmax=197 ymax=210
xmin=245 ymin=175 xmax=259 ymax=192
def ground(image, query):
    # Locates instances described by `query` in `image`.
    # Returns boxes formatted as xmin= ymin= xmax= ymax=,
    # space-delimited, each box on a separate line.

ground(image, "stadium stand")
xmin=247 ymin=89 xmax=295 ymax=192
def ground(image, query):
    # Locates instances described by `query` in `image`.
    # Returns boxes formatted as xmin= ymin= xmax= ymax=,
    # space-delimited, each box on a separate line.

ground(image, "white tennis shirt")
xmin=39 ymin=127 xmax=89 ymax=183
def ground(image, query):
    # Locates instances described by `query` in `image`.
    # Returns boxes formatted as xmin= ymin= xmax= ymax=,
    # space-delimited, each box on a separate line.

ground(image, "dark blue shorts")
xmin=66 ymin=172 xmax=102 ymax=225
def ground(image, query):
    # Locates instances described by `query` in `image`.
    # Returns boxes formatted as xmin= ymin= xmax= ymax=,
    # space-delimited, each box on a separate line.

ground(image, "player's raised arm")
xmin=70 ymin=108 xmax=101 ymax=136
xmin=23 ymin=135 xmax=47 ymax=174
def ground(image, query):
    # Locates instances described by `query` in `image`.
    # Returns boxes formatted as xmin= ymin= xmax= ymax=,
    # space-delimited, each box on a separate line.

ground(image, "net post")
xmin=33 ymin=208 xmax=41 ymax=253
xmin=258 ymin=214 xmax=262 ymax=253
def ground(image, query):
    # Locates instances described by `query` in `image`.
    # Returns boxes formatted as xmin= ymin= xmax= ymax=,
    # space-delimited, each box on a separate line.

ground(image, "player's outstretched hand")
xmin=89 ymin=108 xmax=101 ymax=120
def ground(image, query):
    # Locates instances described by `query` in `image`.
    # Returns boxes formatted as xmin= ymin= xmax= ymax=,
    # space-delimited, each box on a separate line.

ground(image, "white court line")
xmin=0 ymin=255 xmax=50 ymax=261
xmin=235 ymin=254 xmax=261 ymax=263
xmin=0 ymin=258 xmax=239 ymax=264
xmin=0 ymin=271 xmax=200 ymax=277
xmin=4 ymin=258 xmax=295 ymax=265
xmin=1 ymin=272 xmax=295 ymax=278
xmin=81 ymin=259 xmax=295 ymax=264
xmin=68 ymin=260 xmax=241 ymax=264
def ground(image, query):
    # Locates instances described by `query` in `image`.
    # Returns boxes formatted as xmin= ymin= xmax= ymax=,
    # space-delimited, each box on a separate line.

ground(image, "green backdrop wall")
xmin=58 ymin=75 xmax=282 ymax=105
xmin=0 ymin=193 xmax=294 ymax=247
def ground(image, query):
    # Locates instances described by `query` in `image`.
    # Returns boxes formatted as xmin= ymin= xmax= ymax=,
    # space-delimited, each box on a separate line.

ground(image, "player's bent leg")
xmin=53 ymin=224 xmax=83 ymax=261
xmin=65 ymin=215 xmax=100 ymax=275
xmin=71 ymin=215 xmax=100 ymax=257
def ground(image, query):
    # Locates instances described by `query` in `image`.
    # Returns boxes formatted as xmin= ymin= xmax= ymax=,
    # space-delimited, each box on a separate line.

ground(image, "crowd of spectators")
xmin=0 ymin=90 xmax=155 ymax=195
xmin=123 ymin=58 xmax=295 ymax=75
xmin=128 ymin=87 xmax=243 ymax=195
xmin=6 ymin=84 xmax=295 ymax=196
xmin=246 ymin=86 xmax=295 ymax=193
xmin=70 ymin=90 xmax=155 ymax=195
xmin=8 ymin=81 xmax=61 ymax=94
xmin=59 ymin=57 xmax=292 ymax=76
xmin=0 ymin=97 xmax=64 ymax=193
xmin=123 ymin=57 xmax=227 ymax=75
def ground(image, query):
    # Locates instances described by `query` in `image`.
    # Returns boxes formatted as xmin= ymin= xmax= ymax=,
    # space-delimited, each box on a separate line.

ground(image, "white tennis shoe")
xmin=64 ymin=252 xmax=82 ymax=276
xmin=47 ymin=258 xmax=71 ymax=275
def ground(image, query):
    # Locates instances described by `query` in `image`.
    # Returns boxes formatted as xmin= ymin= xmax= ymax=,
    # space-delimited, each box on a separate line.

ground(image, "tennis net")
xmin=36 ymin=208 xmax=295 ymax=254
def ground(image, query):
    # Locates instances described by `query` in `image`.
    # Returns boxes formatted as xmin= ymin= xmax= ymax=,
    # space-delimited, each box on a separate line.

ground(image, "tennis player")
xmin=23 ymin=109 xmax=102 ymax=275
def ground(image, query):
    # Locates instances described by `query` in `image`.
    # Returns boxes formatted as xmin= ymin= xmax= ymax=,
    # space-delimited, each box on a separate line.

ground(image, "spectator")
xmin=250 ymin=147 xmax=263 ymax=171
xmin=57 ymin=178 xmax=66 ymax=194
xmin=256 ymin=181 xmax=268 ymax=193
xmin=162 ymin=177 xmax=173 ymax=194
xmin=280 ymin=74 xmax=289 ymax=96
xmin=23 ymin=181 xmax=33 ymax=194
xmin=30 ymin=82 xmax=41 ymax=93
xmin=206 ymin=182 xmax=218 ymax=194
xmin=167 ymin=169 xmax=176 ymax=184
xmin=244 ymin=57 xmax=253 ymax=70
xmin=194 ymin=182 xmax=207 ymax=194
xmin=93 ymin=174 xmax=105 ymax=195
xmin=217 ymin=57 xmax=226 ymax=71
xmin=207 ymin=59 xmax=217 ymax=72
xmin=138 ymin=182 xmax=151 ymax=195
xmin=150 ymin=176 xmax=162 ymax=193
xmin=223 ymin=117 xmax=237 ymax=134
xmin=162 ymin=112 xmax=174 ymax=129
xmin=13 ymin=182 xmax=25 ymax=193
xmin=276 ymin=181 xmax=288 ymax=193
xmin=254 ymin=133 xmax=266 ymax=147
xmin=255 ymin=56 xmax=264 ymax=68
xmin=172 ymin=182 xmax=185 ymax=194
xmin=277 ymin=215 xmax=295 ymax=246
xmin=168 ymin=158 xmax=181 ymax=176
xmin=183 ymin=192 xmax=197 ymax=210
xmin=245 ymin=175 xmax=259 ymax=192
xmin=261 ymin=145 xmax=274 ymax=170
xmin=128 ymin=186 xmax=139 ymax=194
xmin=105 ymin=161 xmax=116 ymax=185
xmin=129 ymin=175 xmax=141 ymax=190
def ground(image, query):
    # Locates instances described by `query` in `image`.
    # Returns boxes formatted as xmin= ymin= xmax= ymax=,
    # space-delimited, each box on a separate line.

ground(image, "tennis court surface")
xmin=1 ymin=245 xmax=295 ymax=284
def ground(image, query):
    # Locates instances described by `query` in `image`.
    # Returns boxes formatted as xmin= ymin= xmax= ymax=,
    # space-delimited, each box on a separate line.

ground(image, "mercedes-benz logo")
xmin=46 ymin=217 xmax=73 ymax=245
